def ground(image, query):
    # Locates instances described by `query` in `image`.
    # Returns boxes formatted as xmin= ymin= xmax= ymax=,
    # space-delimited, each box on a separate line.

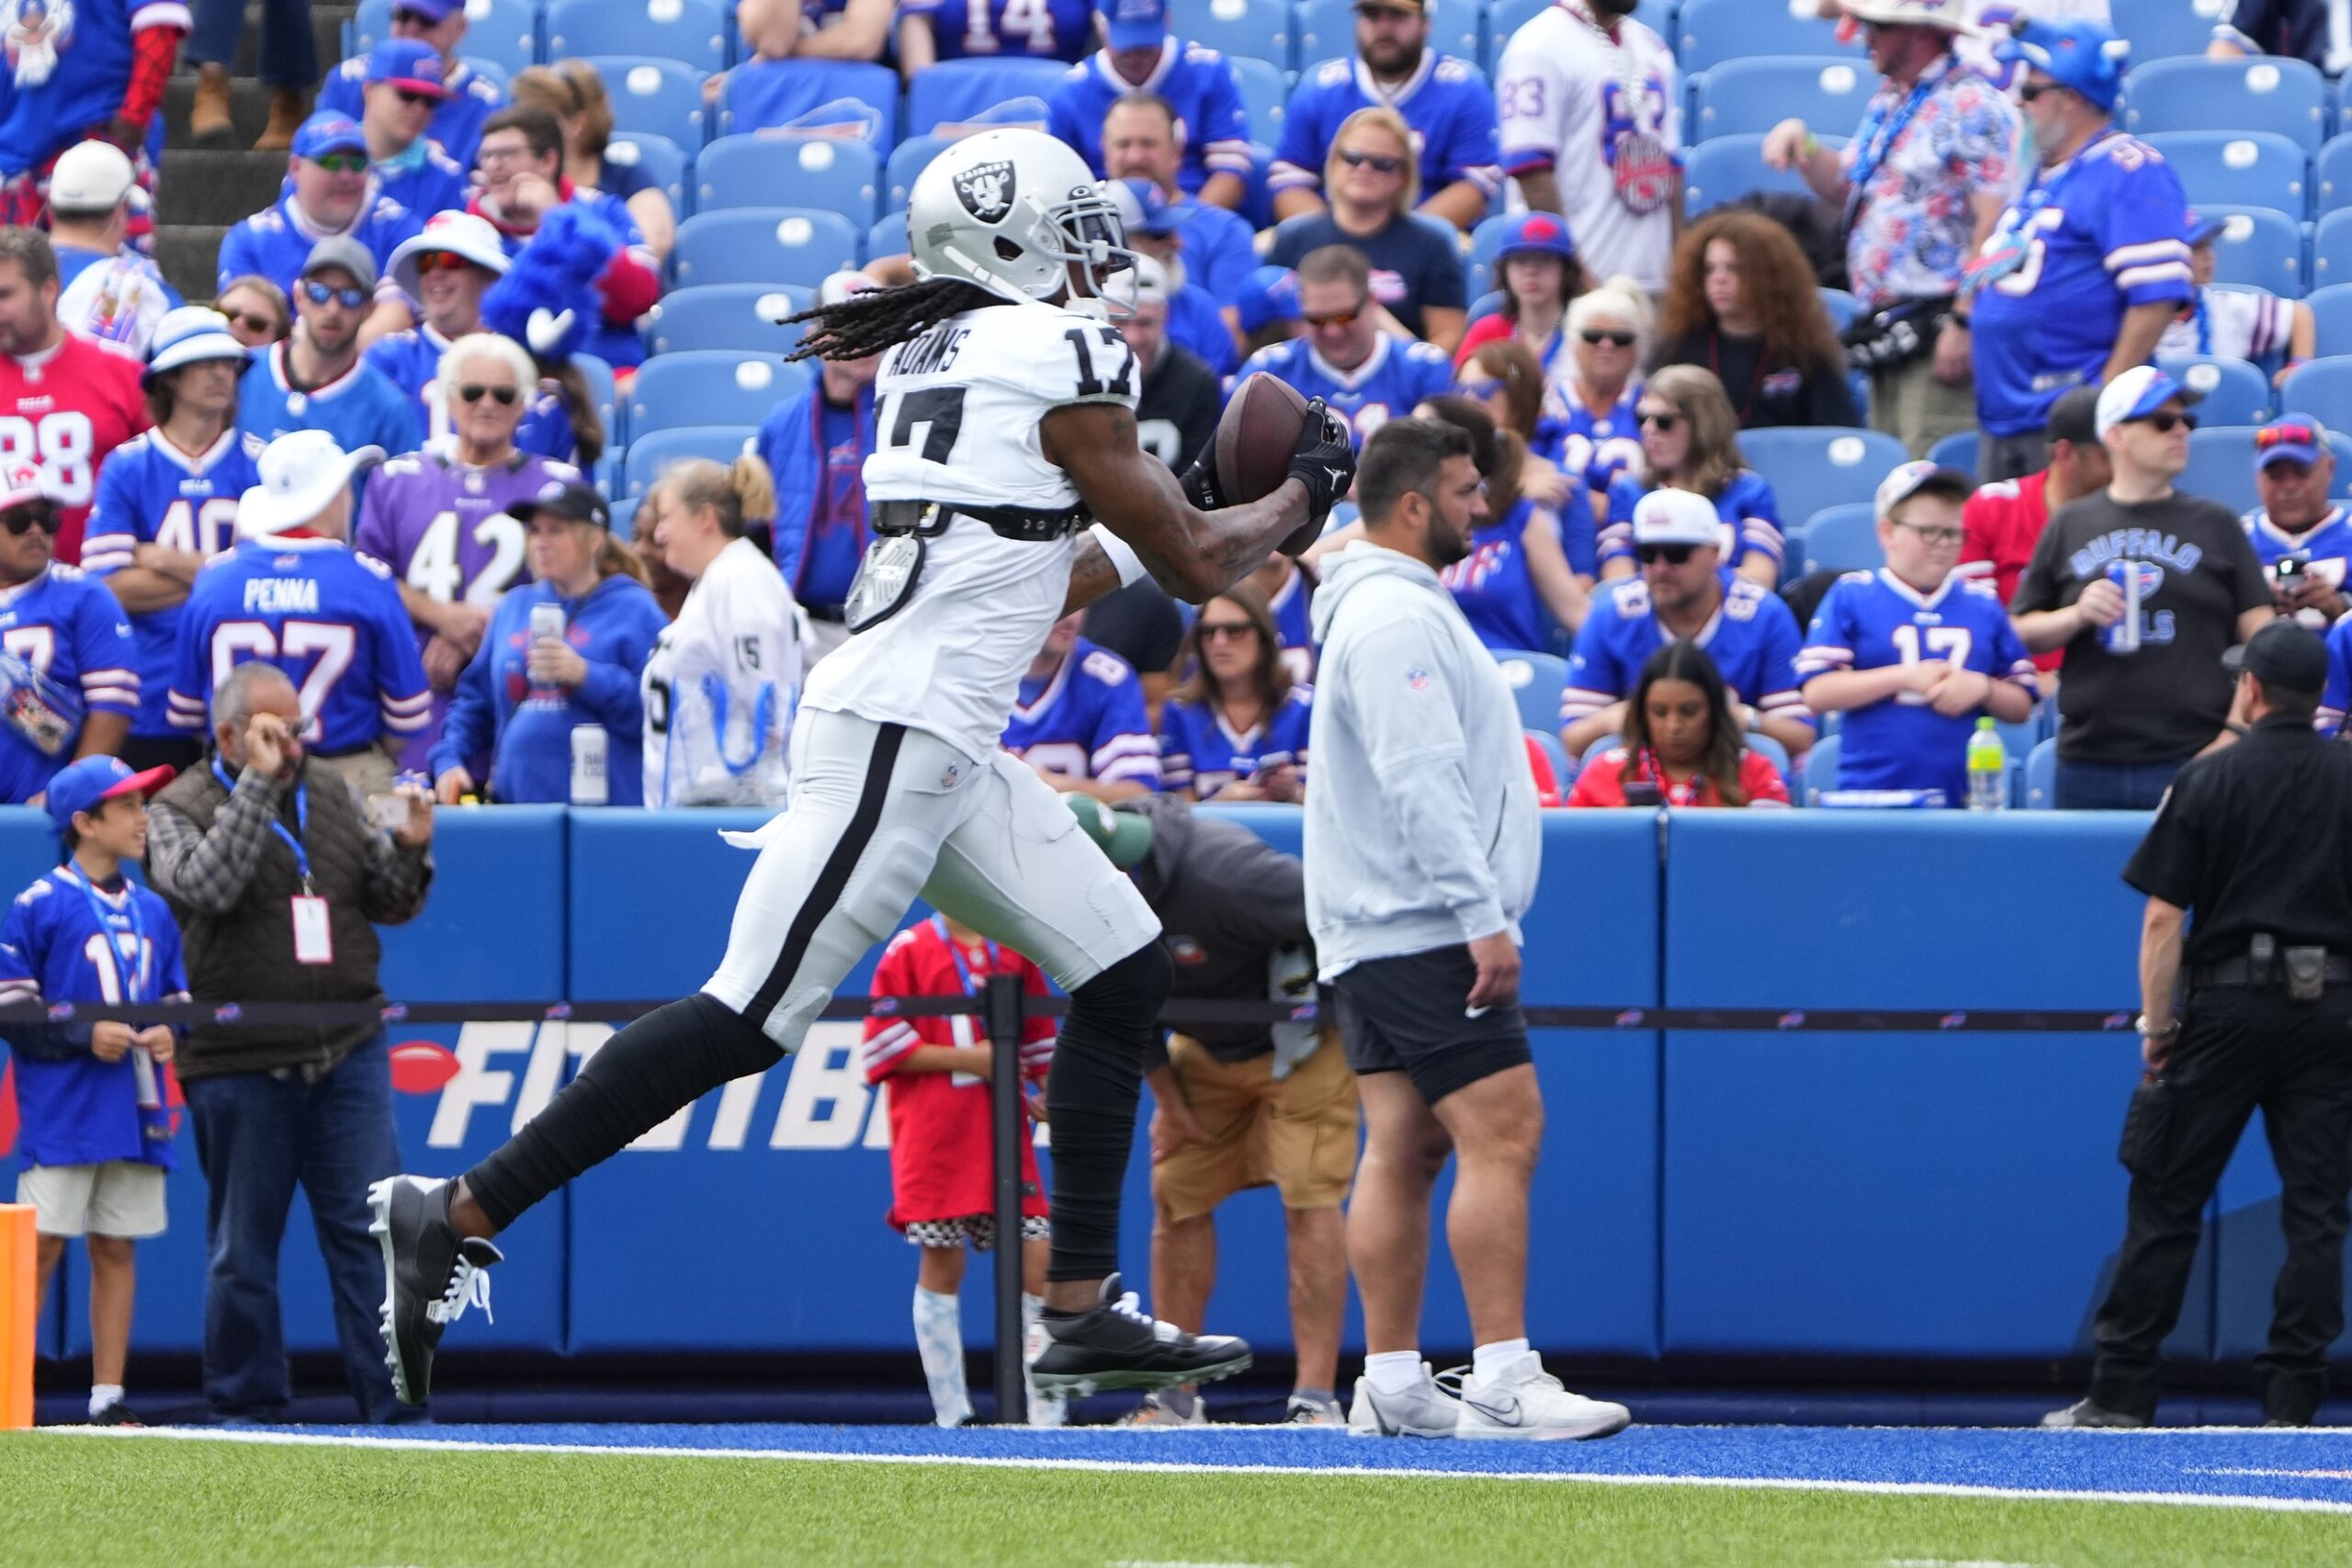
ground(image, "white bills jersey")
xmin=803 ymin=301 xmax=1139 ymax=762
xmin=642 ymin=536 xmax=803 ymax=807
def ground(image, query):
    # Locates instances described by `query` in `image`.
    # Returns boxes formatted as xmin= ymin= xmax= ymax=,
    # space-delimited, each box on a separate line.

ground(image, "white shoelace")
xmin=1107 ymin=1290 xmax=1182 ymax=1344
xmin=428 ymin=1257 xmax=494 ymax=1327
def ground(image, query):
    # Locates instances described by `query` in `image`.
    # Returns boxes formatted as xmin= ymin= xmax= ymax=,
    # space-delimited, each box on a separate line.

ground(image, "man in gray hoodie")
xmin=1306 ymin=418 xmax=1630 ymax=1443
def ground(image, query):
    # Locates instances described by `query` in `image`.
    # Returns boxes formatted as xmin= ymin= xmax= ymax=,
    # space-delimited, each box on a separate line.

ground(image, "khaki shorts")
xmin=17 ymin=1161 xmax=167 ymax=1238
xmin=1153 ymin=1029 xmax=1359 ymax=1224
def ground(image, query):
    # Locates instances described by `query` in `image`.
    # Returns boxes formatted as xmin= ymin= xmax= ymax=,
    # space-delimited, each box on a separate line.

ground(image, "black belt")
xmin=2192 ymin=955 xmax=2352 ymax=987
xmin=805 ymin=604 xmax=846 ymax=624
xmin=870 ymin=499 xmax=1087 ymax=543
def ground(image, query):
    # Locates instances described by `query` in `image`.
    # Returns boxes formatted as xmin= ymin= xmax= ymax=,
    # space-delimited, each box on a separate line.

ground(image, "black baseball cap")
xmin=505 ymin=480 xmax=611 ymax=529
xmin=2222 ymin=618 xmax=2329 ymax=694
xmin=2046 ymin=384 xmax=2101 ymax=447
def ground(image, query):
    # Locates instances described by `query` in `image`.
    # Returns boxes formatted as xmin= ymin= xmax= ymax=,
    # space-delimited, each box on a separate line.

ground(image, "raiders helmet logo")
xmin=954 ymin=160 xmax=1016 ymax=223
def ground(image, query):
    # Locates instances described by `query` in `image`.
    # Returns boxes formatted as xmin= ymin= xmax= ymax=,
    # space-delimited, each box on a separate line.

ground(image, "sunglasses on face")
xmin=1636 ymin=544 xmax=1694 ymax=566
xmin=300 ymin=279 xmax=368 ymax=310
xmin=1457 ymin=378 xmax=1505 ymax=400
xmin=2138 ymin=411 xmax=2198 ymax=434
xmin=308 ymin=152 xmax=368 ymax=174
xmin=2017 ymin=82 xmax=2057 ymax=103
xmin=224 ymin=310 xmax=278 ymax=335
xmin=1638 ymin=411 xmax=1680 ymax=432
xmin=1336 ymin=148 xmax=1405 ymax=175
xmin=1305 ymin=307 xmax=1362 ymax=328
xmin=1581 ymin=329 xmax=1637 ymax=348
xmin=1198 ymin=620 xmax=1257 ymax=642
xmin=393 ymin=87 xmax=439 ymax=107
xmin=458 ymin=383 xmax=520 ymax=405
xmin=3 ymin=506 xmax=59 ymax=536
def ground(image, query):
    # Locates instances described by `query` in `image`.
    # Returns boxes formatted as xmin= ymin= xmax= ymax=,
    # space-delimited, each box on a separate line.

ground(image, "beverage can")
xmin=530 ymin=603 xmax=566 ymax=644
xmin=2104 ymin=560 xmax=2142 ymax=655
xmin=571 ymin=725 xmax=609 ymax=807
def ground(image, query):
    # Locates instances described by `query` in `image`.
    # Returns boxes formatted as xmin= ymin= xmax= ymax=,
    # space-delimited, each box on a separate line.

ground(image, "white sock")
xmin=1472 ymin=1337 xmax=1532 ymax=1386
xmin=912 ymin=1286 xmax=971 ymax=1427
xmin=1021 ymin=1291 xmax=1065 ymax=1428
xmin=89 ymin=1383 xmax=123 ymax=1417
xmin=1365 ymin=1350 xmax=1424 ymax=1395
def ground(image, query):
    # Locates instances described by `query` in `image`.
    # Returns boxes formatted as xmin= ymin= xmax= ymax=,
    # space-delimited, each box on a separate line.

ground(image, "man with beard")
xmin=235 ymin=239 xmax=423 ymax=504
xmin=0 ymin=227 xmax=149 ymax=564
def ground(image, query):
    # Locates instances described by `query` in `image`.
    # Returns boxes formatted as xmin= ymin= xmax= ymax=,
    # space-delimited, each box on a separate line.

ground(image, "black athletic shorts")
xmin=1331 ymin=944 xmax=1532 ymax=1105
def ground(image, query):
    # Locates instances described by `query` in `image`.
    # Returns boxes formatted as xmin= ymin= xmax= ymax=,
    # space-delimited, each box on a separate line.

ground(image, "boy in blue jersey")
xmin=0 ymin=466 xmax=140 ymax=804
xmin=2 ymin=753 xmax=189 ymax=1426
xmin=237 ymin=238 xmax=423 ymax=497
xmin=84 ymin=308 xmax=265 ymax=774
xmin=1799 ymin=462 xmax=2040 ymax=805
xmin=1238 ymin=245 xmax=1452 ymax=446
xmin=2241 ymin=418 xmax=2352 ymax=630
xmin=1099 ymin=94 xmax=1257 ymax=304
xmin=1051 ymin=0 xmax=1250 ymax=207
xmin=354 ymin=40 xmax=469 ymax=221
xmin=1002 ymin=613 xmax=1163 ymax=799
xmin=315 ymin=0 xmax=506 ymax=168
xmin=165 ymin=432 xmax=431 ymax=787
xmin=215 ymin=115 xmax=421 ymax=320
xmin=1970 ymin=17 xmax=2192 ymax=480
xmin=1560 ymin=489 xmax=1814 ymax=761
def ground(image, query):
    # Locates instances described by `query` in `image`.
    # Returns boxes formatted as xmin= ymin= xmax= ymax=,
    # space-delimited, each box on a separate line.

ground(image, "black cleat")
xmin=369 ymin=1175 xmax=502 ymax=1406
xmin=1029 ymin=1273 xmax=1251 ymax=1399
xmin=88 ymin=1402 xmax=145 ymax=1427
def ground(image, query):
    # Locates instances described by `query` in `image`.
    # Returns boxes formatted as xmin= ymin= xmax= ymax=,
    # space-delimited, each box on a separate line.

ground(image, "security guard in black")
xmin=2053 ymin=619 xmax=2352 ymax=1429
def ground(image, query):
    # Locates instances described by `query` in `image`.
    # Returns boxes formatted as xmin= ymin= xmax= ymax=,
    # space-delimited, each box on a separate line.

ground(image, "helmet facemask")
xmin=1035 ymin=183 xmax=1137 ymax=320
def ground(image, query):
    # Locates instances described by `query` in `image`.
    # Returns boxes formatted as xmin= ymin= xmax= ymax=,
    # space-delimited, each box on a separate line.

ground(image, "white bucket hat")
xmin=144 ymin=307 xmax=251 ymax=384
xmin=1841 ymin=0 xmax=1971 ymax=28
xmin=237 ymin=430 xmax=384 ymax=538
xmin=387 ymin=210 xmax=513 ymax=302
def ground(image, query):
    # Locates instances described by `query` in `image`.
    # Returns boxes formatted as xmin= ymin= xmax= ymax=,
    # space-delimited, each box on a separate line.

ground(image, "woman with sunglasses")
xmin=1652 ymin=211 xmax=1857 ymax=431
xmin=1453 ymin=211 xmax=1584 ymax=380
xmin=1265 ymin=107 xmax=1467 ymax=352
xmin=1156 ymin=583 xmax=1311 ymax=803
xmin=1556 ymin=280 xmax=1653 ymax=503
xmin=1598 ymin=365 xmax=1786 ymax=589
xmin=0 ymin=466 xmax=137 ymax=804
xmin=214 ymin=276 xmax=291 ymax=349
xmin=1566 ymin=640 xmax=1789 ymax=809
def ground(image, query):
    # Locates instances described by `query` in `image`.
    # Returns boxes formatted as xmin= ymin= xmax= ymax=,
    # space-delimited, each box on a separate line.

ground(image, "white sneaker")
xmin=1348 ymin=1363 xmax=1460 ymax=1438
xmin=1448 ymin=1353 xmax=1631 ymax=1441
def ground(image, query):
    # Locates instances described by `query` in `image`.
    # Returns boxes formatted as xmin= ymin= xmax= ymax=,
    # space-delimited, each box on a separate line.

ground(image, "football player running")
xmin=370 ymin=128 xmax=1357 ymax=1405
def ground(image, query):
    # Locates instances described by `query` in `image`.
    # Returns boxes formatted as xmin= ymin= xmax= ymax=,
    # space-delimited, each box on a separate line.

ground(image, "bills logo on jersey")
xmin=955 ymin=161 xmax=1016 ymax=223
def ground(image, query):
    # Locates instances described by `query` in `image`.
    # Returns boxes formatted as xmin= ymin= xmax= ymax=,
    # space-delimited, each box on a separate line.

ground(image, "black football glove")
xmin=1285 ymin=399 xmax=1356 ymax=523
xmin=1181 ymin=449 xmax=1227 ymax=513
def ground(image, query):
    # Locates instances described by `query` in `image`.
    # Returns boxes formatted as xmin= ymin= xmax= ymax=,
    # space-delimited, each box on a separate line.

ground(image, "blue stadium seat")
xmin=887 ymin=134 xmax=954 ymax=213
xmin=671 ymin=208 xmax=861 ymax=288
xmin=697 ymin=134 xmax=881 ymax=225
xmin=720 ymin=58 xmax=899 ymax=148
xmin=1675 ymin=0 xmax=1860 ymax=74
xmin=2307 ymin=281 xmax=2352 ymax=355
xmin=572 ymin=352 xmax=616 ymax=446
xmin=2158 ymin=354 xmax=2275 ymax=426
xmin=1169 ymin=0 xmax=1294 ymax=73
xmin=628 ymin=353 xmax=812 ymax=438
xmin=1739 ymin=426 xmax=1907 ymax=532
xmin=2113 ymin=0 xmax=2233 ymax=65
xmin=905 ymin=58 xmax=1070 ymax=138
xmin=2023 ymin=737 xmax=2056 ymax=810
xmin=1493 ymin=650 xmax=1567 ymax=735
xmin=1692 ymin=55 xmax=1874 ymax=142
xmin=646 ymin=283 xmax=813 ymax=355
xmin=1744 ymin=732 xmax=1793 ymax=797
xmin=1817 ymin=287 xmax=1860 ymax=332
xmin=605 ymin=133 xmax=687 ymax=219
xmin=2318 ymin=132 xmax=2352 ymax=213
xmin=866 ymin=210 xmax=909 ymax=263
xmin=1466 ymin=213 xmax=1512 ymax=300
xmin=353 ymin=0 xmax=539 ymax=73
xmin=622 ymin=425 xmax=759 ymax=501
xmin=2122 ymin=56 xmax=2330 ymax=153
xmin=2194 ymin=205 xmax=2307 ymax=295
xmin=582 ymin=57 xmax=710 ymax=149
xmin=2280 ymin=355 xmax=2352 ymax=428
xmin=1928 ymin=430 xmax=1978 ymax=477
xmin=1240 ymin=140 xmax=1279 ymax=230
xmin=1683 ymin=133 xmax=1844 ymax=217
xmin=1525 ymin=728 xmax=1574 ymax=794
xmin=1229 ymin=55 xmax=1287 ymax=143
xmin=2140 ymin=130 xmax=2312 ymax=220
xmin=1802 ymin=731 xmax=1840 ymax=807
xmin=2179 ymin=423 xmax=2352 ymax=510
xmin=1800 ymin=503 xmax=1882 ymax=576
xmin=548 ymin=0 xmax=727 ymax=73
xmin=2312 ymin=208 xmax=2352 ymax=288
xmin=608 ymin=496 xmax=639 ymax=542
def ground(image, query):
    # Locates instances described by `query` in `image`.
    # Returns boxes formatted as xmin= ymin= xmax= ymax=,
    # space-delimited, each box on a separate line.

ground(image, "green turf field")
xmin=4 ymin=1431 xmax=2338 ymax=1568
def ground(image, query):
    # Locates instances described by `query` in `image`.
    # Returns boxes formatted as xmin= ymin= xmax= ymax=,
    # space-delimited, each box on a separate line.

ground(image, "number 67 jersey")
xmin=801 ymin=301 xmax=1139 ymax=764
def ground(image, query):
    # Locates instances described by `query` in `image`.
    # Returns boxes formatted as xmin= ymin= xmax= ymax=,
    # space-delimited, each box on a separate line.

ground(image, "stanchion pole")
xmin=984 ymin=974 xmax=1028 ymax=1427
xmin=1 ymin=1202 xmax=34 ymax=1428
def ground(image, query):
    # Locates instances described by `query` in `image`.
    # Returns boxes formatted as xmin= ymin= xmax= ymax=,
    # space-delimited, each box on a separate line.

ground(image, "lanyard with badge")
xmin=1566 ymin=0 xmax=1676 ymax=216
xmin=934 ymin=914 xmax=1001 ymax=1089
xmin=213 ymin=760 xmax=334 ymax=964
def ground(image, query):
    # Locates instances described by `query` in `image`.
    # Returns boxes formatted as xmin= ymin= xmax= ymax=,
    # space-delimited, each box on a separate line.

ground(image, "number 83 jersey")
xmin=803 ymin=303 xmax=1139 ymax=764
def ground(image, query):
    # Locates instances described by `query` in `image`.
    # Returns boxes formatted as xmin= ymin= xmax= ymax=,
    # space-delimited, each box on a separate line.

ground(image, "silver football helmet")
xmin=908 ymin=129 xmax=1134 ymax=317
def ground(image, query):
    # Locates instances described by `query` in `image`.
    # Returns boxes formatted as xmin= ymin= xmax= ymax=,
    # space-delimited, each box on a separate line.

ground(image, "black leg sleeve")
xmin=463 ymin=994 xmax=782 ymax=1231
xmin=1043 ymin=941 xmax=1172 ymax=1284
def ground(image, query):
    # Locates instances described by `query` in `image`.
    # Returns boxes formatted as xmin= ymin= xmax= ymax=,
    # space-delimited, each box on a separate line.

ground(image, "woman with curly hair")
xmin=1596 ymin=365 xmax=1785 ymax=589
xmin=1652 ymin=210 xmax=1857 ymax=430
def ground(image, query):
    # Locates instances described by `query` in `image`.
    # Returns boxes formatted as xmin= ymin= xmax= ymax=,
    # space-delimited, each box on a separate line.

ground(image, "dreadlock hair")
xmin=783 ymin=276 xmax=1011 ymax=364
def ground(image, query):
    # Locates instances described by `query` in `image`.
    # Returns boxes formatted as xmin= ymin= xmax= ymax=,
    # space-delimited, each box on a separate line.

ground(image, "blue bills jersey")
xmin=2323 ymin=610 xmax=2352 ymax=735
xmin=0 ymin=0 xmax=188 ymax=176
xmin=165 ymin=538 xmax=431 ymax=751
xmin=1972 ymin=131 xmax=2193 ymax=438
xmin=1796 ymin=568 xmax=2040 ymax=803
xmin=320 ymin=58 xmax=506 ymax=168
xmin=1271 ymin=52 xmax=1502 ymax=202
xmin=1168 ymin=195 xmax=1257 ymax=307
xmin=1158 ymin=684 xmax=1312 ymax=799
xmin=0 ymin=567 xmax=138 ymax=803
xmin=370 ymin=142 xmax=469 ymax=225
xmin=362 ymin=325 xmax=578 ymax=462
xmin=2244 ymin=505 xmax=2352 ymax=610
xmin=900 ymin=0 xmax=1095 ymax=62
xmin=1168 ymin=282 xmax=1238 ymax=378
xmin=1264 ymin=558 xmax=1315 ymax=682
xmin=1049 ymin=41 xmax=1252 ymax=194
xmin=0 ymin=863 xmax=188 ymax=1169
xmin=214 ymin=187 xmax=423 ymax=301
xmin=1557 ymin=382 xmax=1645 ymax=497
xmin=1001 ymin=637 xmax=1162 ymax=788
xmin=1441 ymin=498 xmax=1586 ymax=653
xmin=1562 ymin=571 xmax=1810 ymax=730
xmin=1599 ymin=471 xmax=1784 ymax=580
xmin=81 ymin=428 xmax=266 ymax=740
xmin=1237 ymin=334 xmax=1453 ymax=447
xmin=235 ymin=344 xmax=424 ymax=506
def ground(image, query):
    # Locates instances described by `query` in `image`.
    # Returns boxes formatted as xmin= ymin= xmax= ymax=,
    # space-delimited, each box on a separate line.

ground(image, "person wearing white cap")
xmin=1563 ymin=485 xmax=1815 ymax=761
xmin=2011 ymin=365 xmax=2278 ymax=808
xmin=83 ymin=309 xmax=268 ymax=773
xmin=0 ymin=462 xmax=140 ymax=803
xmin=163 ymin=430 xmax=432 ymax=793
xmin=1798 ymin=461 xmax=2041 ymax=804
xmin=48 ymin=141 xmax=182 ymax=360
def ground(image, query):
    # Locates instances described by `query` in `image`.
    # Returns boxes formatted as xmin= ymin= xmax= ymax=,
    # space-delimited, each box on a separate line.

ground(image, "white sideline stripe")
xmin=33 ymin=1427 xmax=2352 ymax=1515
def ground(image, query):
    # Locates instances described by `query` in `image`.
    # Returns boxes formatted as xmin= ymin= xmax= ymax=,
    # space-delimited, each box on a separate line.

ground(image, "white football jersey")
xmin=803 ymin=301 xmax=1139 ymax=763
xmin=642 ymin=536 xmax=803 ymax=808
xmin=1496 ymin=4 xmax=1679 ymax=293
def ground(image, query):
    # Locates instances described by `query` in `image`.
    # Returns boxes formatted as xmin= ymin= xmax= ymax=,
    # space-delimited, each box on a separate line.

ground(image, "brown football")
xmin=1213 ymin=371 xmax=1310 ymax=505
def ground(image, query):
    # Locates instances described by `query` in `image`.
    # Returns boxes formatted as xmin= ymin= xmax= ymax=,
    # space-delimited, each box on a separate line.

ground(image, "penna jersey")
xmin=1972 ymin=130 xmax=2192 ymax=437
xmin=81 ymin=427 xmax=265 ymax=739
xmin=165 ymin=537 xmax=431 ymax=752
xmin=1599 ymin=471 xmax=1783 ymax=579
xmin=361 ymin=327 xmax=578 ymax=463
xmin=1237 ymin=333 xmax=1452 ymax=448
xmin=1272 ymin=52 xmax=1502 ymax=205
xmin=1001 ymin=637 xmax=1161 ymax=789
xmin=1562 ymin=571 xmax=1810 ymax=730
xmin=900 ymin=0 xmax=1095 ymax=62
xmin=1158 ymin=684 xmax=1312 ymax=799
xmin=641 ymin=536 xmax=800 ymax=808
xmin=1049 ymin=41 xmax=1251 ymax=193
xmin=1796 ymin=568 xmax=2039 ymax=803
xmin=806 ymin=302 xmax=1139 ymax=764
xmin=0 ymin=565 xmax=139 ymax=804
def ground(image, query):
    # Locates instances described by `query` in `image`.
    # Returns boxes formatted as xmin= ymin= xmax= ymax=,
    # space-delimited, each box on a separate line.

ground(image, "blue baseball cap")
xmin=366 ymin=38 xmax=447 ymax=96
xmin=391 ymin=0 xmax=460 ymax=21
xmin=1996 ymin=16 xmax=2128 ymax=112
xmin=291 ymin=112 xmax=368 ymax=162
xmin=2095 ymin=364 xmax=2201 ymax=438
xmin=46 ymin=756 xmax=175 ymax=835
xmin=2255 ymin=415 xmax=2330 ymax=470
xmin=2186 ymin=208 xmax=2230 ymax=247
xmin=1099 ymin=0 xmax=1169 ymax=51
xmin=1103 ymin=175 xmax=1187 ymax=237
xmin=1237 ymin=265 xmax=1302 ymax=334
xmin=1496 ymin=209 xmax=1576 ymax=263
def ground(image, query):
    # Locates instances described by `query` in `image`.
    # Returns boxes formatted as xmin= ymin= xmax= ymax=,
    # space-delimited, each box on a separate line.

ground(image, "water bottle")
xmin=1966 ymin=716 xmax=2007 ymax=813
xmin=570 ymin=725 xmax=608 ymax=806
xmin=2103 ymin=559 xmax=2142 ymax=655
